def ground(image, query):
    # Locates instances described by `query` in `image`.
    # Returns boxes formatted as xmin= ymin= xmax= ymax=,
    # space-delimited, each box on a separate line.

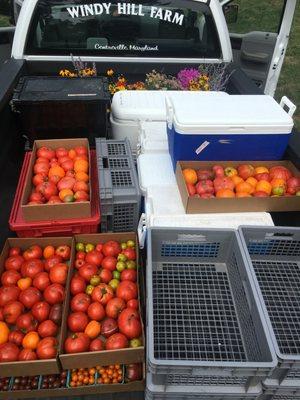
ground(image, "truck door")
xmin=222 ymin=0 xmax=297 ymax=96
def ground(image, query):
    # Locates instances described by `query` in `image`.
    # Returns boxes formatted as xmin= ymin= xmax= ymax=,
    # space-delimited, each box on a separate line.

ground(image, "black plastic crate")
xmin=96 ymin=138 xmax=141 ymax=232
xmin=12 ymin=76 xmax=110 ymax=146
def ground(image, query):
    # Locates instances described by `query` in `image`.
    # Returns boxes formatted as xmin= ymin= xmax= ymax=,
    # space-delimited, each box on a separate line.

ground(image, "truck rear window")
xmin=25 ymin=0 xmax=221 ymax=59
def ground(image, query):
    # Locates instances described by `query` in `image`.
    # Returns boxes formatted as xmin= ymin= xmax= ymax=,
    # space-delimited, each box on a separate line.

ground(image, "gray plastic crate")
xmin=146 ymin=228 xmax=277 ymax=386
xmin=96 ymin=138 xmax=141 ymax=232
xmin=239 ymin=227 xmax=300 ymax=382
xmin=258 ymin=386 xmax=300 ymax=400
xmin=146 ymin=373 xmax=262 ymax=400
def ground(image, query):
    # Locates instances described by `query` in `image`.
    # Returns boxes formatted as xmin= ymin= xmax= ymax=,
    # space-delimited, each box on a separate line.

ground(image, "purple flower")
xmin=177 ymin=68 xmax=200 ymax=89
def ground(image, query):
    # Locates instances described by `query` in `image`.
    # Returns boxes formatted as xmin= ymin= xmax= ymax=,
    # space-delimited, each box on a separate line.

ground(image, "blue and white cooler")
xmin=166 ymin=94 xmax=296 ymax=169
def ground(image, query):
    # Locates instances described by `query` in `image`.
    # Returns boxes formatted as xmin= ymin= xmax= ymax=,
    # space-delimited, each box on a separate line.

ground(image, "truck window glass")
xmin=25 ymin=0 xmax=221 ymax=58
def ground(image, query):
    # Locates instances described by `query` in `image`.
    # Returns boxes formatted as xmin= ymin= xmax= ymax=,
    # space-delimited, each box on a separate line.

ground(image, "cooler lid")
xmin=169 ymin=95 xmax=294 ymax=134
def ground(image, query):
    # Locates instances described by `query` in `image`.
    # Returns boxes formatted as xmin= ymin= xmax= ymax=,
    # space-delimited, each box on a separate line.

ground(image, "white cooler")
xmin=137 ymin=153 xmax=274 ymax=248
xmin=111 ymin=90 xmax=229 ymax=156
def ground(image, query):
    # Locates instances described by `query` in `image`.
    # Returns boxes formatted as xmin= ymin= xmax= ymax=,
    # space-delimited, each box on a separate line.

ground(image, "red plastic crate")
xmin=9 ymin=151 xmax=100 ymax=237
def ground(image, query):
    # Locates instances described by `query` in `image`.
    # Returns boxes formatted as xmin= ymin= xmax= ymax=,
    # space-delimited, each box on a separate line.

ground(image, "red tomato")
xmin=101 ymin=256 xmax=117 ymax=272
xmin=89 ymin=338 xmax=105 ymax=352
xmin=33 ymin=272 xmax=50 ymax=291
xmin=121 ymin=269 xmax=137 ymax=282
xmin=19 ymin=287 xmax=42 ymax=309
xmin=96 ymin=244 xmax=103 ymax=253
xmin=122 ymin=248 xmax=136 ymax=261
xmin=78 ymin=263 xmax=98 ymax=282
xmin=102 ymin=241 xmax=121 ymax=257
xmin=106 ymin=333 xmax=128 ymax=350
xmin=85 ymin=250 xmax=103 ymax=267
xmin=16 ymin=312 xmax=38 ymax=333
xmin=55 ymin=246 xmax=71 ymax=261
xmin=44 ymin=283 xmax=65 ymax=305
xmin=9 ymin=247 xmax=21 ymax=256
xmin=61 ymin=159 xmax=74 ymax=172
xmin=4 ymin=255 xmax=24 ymax=271
xmin=0 ymin=286 xmax=20 ymax=307
xmin=70 ymin=275 xmax=86 ymax=295
xmin=44 ymin=255 xmax=63 ymax=272
xmin=38 ymin=320 xmax=58 ymax=338
xmin=116 ymin=281 xmax=138 ymax=302
xmin=64 ymin=332 xmax=90 ymax=354
xmin=57 ymin=177 xmax=75 ymax=191
xmin=18 ymin=349 xmax=37 ymax=361
xmin=106 ymin=298 xmax=126 ymax=319
xmin=0 ymin=308 xmax=3 ymax=321
xmin=47 ymin=196 xmax=62 ymax=204
xmin=34 ymin=162 xmax=49 ymax=176
xmin=75 ymin=259 xmax=85 ymax=269
xmin=100 ymin=317 xmax=118 ymax=338
xmin=91 ymin=284 xmax=114 ymax=305
xmin=0 ymin=342 xmax=20 ymax=362
xmin=8 ymin=330 xmax=24 ymax=346
xmin=32 ymin=173 xmax=48 ymax=187
xmin=36 ymin=157 xmax=50 ymax=164
xmin=32 ymin=301 xmax=50 ymax=322
xmin=127 ymin=299 xmax=139 ymax=310
xmin=76 ymin=251 xmax=86 ymax=260
xmin=36 ymin=337 xmax=57 ymax=360
xmin=118 ymin=308 xmax=142 ymax=339
xmin=49 ymin=263 xmax=68 ymax=285
xmin=56 ymin=147 xmax=68 ymax=158
xmin=36 ymin=182 xmax=58 ymax=201
xmin=49 ymin=304 xmax=63 ymax=325
xmin=3 ymin=301 xmax=24 ymax=324
xmin=21 ymin=259 xmax=44 ymax=279
xmin=37 ymin=147 xmax=55 ymax=160
xmin=29 ymin=192 xmax=45 ymax=203
xmin=23 ymin=245 xmax=43 ymax=261
xmin=99 ymin=268 xmax=112 ymax=284
xmin=75 ymin=146 xmax=88 ymax=156
xmin=87 ymin=302 xmax=106 ymax=321
xmin=70 ymin=293 xmax=91 ymax=313
xmin=68 ymin=312 xmax=89 ymax=332
xmin=1 ymin=270 xmax=21 ymax=286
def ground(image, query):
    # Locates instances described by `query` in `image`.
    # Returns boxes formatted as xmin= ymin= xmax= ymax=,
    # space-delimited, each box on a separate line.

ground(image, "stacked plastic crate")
xmin=96 ymin=138 xmax=141 ymax=232
xmin=239 ymin=227 xmax=300 ymax=400
xmin=145 ymin=227 xmax=277 ymax=400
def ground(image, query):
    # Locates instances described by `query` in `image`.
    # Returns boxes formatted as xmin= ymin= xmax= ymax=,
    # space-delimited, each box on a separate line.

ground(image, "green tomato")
xmin=272 ymin=186 xmax=285 ymax=196
xmin=130 ymin=338 xmax=142 ymax=348
xmin=113 ymin=270 xmax=121 ymax=280
xmin=86 ymin=285 xmax=94 ymax=295
xmin=90 ymin=275 xmax=101 ymax=286
xmin=109 ymin=279 xmax=120 ymax=291
xmin=118 ymin=253 xmax=127 ymax=262
xmin=121 ymin=242 xmax=127 ymax=250
xmin=76 ymin=242 xmax=85 ymax=252
xmin=126 ymin=260 xmax=137 ymax=270
xmin=85 ymin=243 xmax=95 ymax=253
xmin=116 ymin=261 xmax=126 ymax=272
xmin=127 ymin=240 xmax=135 ymax=248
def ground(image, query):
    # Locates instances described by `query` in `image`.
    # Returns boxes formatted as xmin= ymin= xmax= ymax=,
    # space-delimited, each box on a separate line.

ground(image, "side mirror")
xmin=224 ymin=4 xmax=239 ymax=24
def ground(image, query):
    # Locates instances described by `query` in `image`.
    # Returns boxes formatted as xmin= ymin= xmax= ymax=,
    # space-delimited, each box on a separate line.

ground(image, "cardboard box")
xmin=0 ymin=237 xmax=75 ymax=377
xmin=59 ymin=233 xmax=145 ymax=370
xmin=176 ymin=160 xmax=300 ymax=213
xmin=21 ymin=139 xmax=92 ymax=222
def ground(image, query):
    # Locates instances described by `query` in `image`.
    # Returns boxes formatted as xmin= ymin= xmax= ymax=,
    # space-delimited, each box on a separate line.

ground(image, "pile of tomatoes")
xmin=65 ymin=239 xmax=143 ymax=354
xmin=69 ymin=367 xmax=97 ymax=387
xmin=97 ymin=365 xmax=123 ymax=384
xmin=28 ymin=145 xmax=90 ymax=205
xmin=0 ymin=244 xmax=70 ymax=362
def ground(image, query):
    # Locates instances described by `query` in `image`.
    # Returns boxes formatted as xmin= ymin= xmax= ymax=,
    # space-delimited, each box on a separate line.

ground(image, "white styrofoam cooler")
xmin=167 ymin=94 xmax=295 ymax=169
xmin=137 ymin=121 xmax=168 ymax=155
xmin=111 ymin=90 xmax=228 ymax=155
xmin=137 ymin=152 xmax=274 ymax=248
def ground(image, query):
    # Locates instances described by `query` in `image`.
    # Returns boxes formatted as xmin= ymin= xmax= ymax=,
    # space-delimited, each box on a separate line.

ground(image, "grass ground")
xmin=0 ymin=14 xmax=9 ymax=27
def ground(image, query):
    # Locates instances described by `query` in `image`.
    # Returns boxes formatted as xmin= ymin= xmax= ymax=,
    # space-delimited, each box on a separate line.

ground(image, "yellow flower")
xmin=107 ymin=69 xmax=114 ymax=76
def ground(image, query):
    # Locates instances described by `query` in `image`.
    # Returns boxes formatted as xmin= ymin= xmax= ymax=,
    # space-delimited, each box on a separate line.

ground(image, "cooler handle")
xmin=280 ymin=96 xmax=296 ymax=117
xmin=138 ymin=214 xmax=147 ymax=249
xmin=165 ymin=96 xmax=174 ymax=129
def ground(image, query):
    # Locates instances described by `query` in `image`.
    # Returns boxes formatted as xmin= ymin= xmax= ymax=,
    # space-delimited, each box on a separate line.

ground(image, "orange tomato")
xmin=43 ymin=245 xmax=55 ymax=259
xmin=256 ymin=180 xmax=272 ymax=196
xmin=89 ymin=368 xmax=96 ymax=375
xmin=84 ymin=320 xmax=101 ymax=339
xmin=236 ymin=192 xmax=252 ymax=198
xmin=75 ymin=172 xmax=89 ymax=183
xmin=68 ymin=149 xmax=77 ymax=160
xmin=254 ymin=166 xmax=269 ymax=175
xmin=231 ymin=176 xmax=244 ymax=187
xmin=270 ymin=178 xmax=286 ymax=188
xmin=17 ymin=277 xmax=32 ymax=291
xmin=0 ymin=321 xmax=9 ymax=345
xmin=216 ymin=189 xmax=235 ymax=198
xmin=89 ymin=377 xmax=95 ymax=384
xmin=59 ymin=189 xmax=74 ymax=201
xmin=49 ymin=166 xmax=65 ymax=179
xmin=74 ymin=159 xmax=89 ymax=174
xmin=22 ymin=332 xmax=40 ymax=350
xmin=235 ymin=182 xmax=255 ymax=194
xmin=246 ymin=177 xmax=258 ymax=188
xmin=182 ymin=168 xmax=198 ymax=185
